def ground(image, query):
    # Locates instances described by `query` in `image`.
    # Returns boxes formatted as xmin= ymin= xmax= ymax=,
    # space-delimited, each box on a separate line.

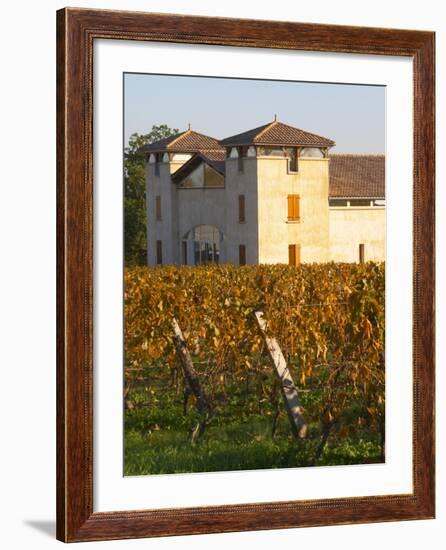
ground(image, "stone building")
xmin=143 ymin=119 xmax=385 ymax=266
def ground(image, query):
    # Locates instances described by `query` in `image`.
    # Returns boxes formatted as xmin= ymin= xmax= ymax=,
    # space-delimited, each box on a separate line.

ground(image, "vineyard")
xmin=124 ymin=262 xmax=385 ymax=475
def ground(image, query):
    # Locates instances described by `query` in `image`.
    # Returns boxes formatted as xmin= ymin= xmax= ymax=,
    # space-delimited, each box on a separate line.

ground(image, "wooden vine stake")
xmin=255 ymin=311 xmax=307 ymax=439
xmin=172 ymin=318 xmax=211 ymax=442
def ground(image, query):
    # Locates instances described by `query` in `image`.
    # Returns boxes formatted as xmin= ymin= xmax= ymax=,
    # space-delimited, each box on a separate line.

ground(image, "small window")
xmin=259 ymin=147 xmax=284 ymax=157
xmin=288 ymin=244 xmax=301 ymax=267
xmin=359 ymin=243 xmax=365 ymax=264
xmin=239 ymin=244 xmax=246 ymax=266
xmin=182 ymin=241 xmax=188 ymax=265
xmin=350 ymin=199 xmax=374 ymax=207
xmin=156 ymin=240 xmax=162 ymax=265
xmin=238 ymin=195 xmax=246 ymax=223
xmin=287 ymin=195 xmax=300 ymax=221
xmin=329 ymin=199 xmax=349 ymax=207
xmin=300 ymin=147 xmax=324 ymax=158
xmin=285 ymin=147 xmax=298 ymax=172
xmin=155 ymin=196 xmax=161 ymax=221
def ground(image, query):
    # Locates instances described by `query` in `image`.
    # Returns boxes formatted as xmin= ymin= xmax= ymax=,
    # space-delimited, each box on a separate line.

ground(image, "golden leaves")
xmin=124 ymin=262 xmax=385 ymax=433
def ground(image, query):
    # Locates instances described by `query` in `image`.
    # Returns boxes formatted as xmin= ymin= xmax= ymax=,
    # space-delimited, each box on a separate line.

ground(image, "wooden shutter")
xmin=287 ymin=195 xmax=300 ymax=221
xmin=288 ymin=244 xmax=301 ymax=267
xmin=295 ymin=243 xmax=301 ymax=266
xmin=155 ymin=196 xmax=161 ymax=220
xmin=239 ymin=244 xmax=246 ymax=266
xmin=156 ymin=240 xmax=162 ymax=265
xmin=288 ymin=244 xmax=296 ymax=266
xmin=359 ymin=243 xmax=365 ymax=264
xmin=238 ymin=195 xmax=245 ymax=223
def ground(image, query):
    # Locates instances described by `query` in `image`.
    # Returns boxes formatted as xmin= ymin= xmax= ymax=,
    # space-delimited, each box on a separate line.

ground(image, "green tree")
xmin=124 ymin=125 xmax=178 ymax=266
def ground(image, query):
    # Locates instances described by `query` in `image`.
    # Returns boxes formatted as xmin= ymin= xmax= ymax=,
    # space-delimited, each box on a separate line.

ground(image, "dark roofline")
xmin=329 ymin=195 xmax=385 ymax=199
xmin=171 ymin=153 xmax=225 ymax=184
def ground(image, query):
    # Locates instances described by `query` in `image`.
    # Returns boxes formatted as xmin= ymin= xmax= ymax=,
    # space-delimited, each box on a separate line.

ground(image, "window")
xmin=155 ymin=195 xmax=161 ymax=221
xmin=288 ymin=244 xmax=301 ymax=267
xmin=287 ymin=194 xmax=300 ymax=221
xmin=359 ymin=243 xmax=365 ymax=264
xmin=258 ymin=147 xmax=284 ymax=157
xmin=238 ymin=195 xmax=246 ymax=223
xmin=239 ymin=245 xmax=246 ymax=266
xmin=154 ymin=154 xmax=160 ymax=176
xmin=185 ymin=225 xmax=220 ymax=265
xmin=350 ymin=199 xmax=374 ymax=207
xmin=300 ymin=147 xmax=324 ymax=158
xmin=180 ymin=163 xmax=224 ymax=188
xmin=156 ymin=240 xmax=162 ymax=265
xmin=284 ymin=147 xmax=298 ymax=172
xmin=329 ymin=199 xmax=349 ymax=207
xmin=289 ymin=149 xmax=298 ymax=172
xmin=182 ymin=241 xmax=188 ymax=265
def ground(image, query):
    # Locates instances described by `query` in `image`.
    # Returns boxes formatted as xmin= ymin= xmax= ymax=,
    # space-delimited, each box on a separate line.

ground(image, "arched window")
xmin=183 ymin=225 xmax=221 ymax=265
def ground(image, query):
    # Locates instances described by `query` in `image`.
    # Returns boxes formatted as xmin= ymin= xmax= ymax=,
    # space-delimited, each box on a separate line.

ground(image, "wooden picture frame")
xmin=56 ymin=7 xmax=435 ymax=542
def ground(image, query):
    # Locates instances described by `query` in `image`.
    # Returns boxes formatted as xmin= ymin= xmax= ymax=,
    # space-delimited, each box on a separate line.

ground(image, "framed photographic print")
xmin=56 ymin=7 xmax=435 ymax=542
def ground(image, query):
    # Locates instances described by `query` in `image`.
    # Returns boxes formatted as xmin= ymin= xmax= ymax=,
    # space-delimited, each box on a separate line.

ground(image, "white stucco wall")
xmin=257 ymin=157 xmax=330 ymax=264
xmin=224 ymin=158 xmax=259 ymax=264
xmin=146 ymin=160 xmax=183 ymax=265
xmin=147 ymin=155 xmax=385 ymax=267
xmin=329 ymin=206 xmax=386 ymax=262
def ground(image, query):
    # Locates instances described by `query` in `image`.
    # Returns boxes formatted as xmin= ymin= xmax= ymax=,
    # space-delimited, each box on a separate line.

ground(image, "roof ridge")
xmin=255 ymin=119 xmax=278 ymax=140
xmin=167 ymin=129 xmax=191 ymax=148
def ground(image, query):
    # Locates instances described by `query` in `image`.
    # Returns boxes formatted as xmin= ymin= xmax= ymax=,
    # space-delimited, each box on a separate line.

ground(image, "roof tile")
xmin=329 ymin=154 xmax=385 ymax=198
xmin=142 ymin=130 xmax=225 ymax=154
xmin=220 ymin=120 xmax=335 ymax=147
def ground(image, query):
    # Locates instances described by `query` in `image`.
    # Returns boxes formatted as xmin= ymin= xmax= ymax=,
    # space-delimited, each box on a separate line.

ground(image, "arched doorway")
xmin=183 ymin=225 xmax=221 ymax=265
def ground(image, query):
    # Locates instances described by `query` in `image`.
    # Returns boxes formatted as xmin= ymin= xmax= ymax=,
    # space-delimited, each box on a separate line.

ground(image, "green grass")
xmin=124 ymin=399 xmax=382 ymax=476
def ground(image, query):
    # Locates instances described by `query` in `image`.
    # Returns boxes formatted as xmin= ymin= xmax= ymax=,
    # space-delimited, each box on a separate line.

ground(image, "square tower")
xmin=220 ymin=118 xmax=335 ymax=264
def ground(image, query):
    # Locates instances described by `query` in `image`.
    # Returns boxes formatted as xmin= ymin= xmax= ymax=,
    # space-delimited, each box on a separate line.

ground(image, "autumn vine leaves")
xmin=124 ymin=262 xmax=385 ymax=463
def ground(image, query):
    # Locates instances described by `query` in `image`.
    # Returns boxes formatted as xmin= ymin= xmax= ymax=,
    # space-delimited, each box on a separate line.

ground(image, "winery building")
xmin=143 ymin=119 xmax=385 ymax=266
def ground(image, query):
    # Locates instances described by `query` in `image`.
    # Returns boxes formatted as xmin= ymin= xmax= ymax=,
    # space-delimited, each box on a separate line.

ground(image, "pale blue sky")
xmin=124 ymin=73 xmax=385 ymax=154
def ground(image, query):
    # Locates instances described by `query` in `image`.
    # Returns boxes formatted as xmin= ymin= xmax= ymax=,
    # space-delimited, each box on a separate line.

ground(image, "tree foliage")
xmin=124 ymin=125 xmax=178 ymax=266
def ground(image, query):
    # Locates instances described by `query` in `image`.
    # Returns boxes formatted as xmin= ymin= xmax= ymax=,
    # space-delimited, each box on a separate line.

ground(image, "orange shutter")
xmin=287 ymin=196 xmax=294 ymax=220
xmin=288 ymin=244 xmax=301 ymax=267
xmin=287 ymin=195 xmax=300 ymax=221
xmin=288 ymin=244 xmax=296 ymax=266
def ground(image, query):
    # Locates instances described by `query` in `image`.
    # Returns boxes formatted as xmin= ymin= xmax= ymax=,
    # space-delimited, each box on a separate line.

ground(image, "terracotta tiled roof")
xmin=201 ymin=150 xmax=226 ymax=162
xmin=220 ymin=120 xmax=335 ymax=148
xmin=329 ymin=154 xmax=385 ymax=198
xmin=142 ymin=130 xmax=225 ymax=154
